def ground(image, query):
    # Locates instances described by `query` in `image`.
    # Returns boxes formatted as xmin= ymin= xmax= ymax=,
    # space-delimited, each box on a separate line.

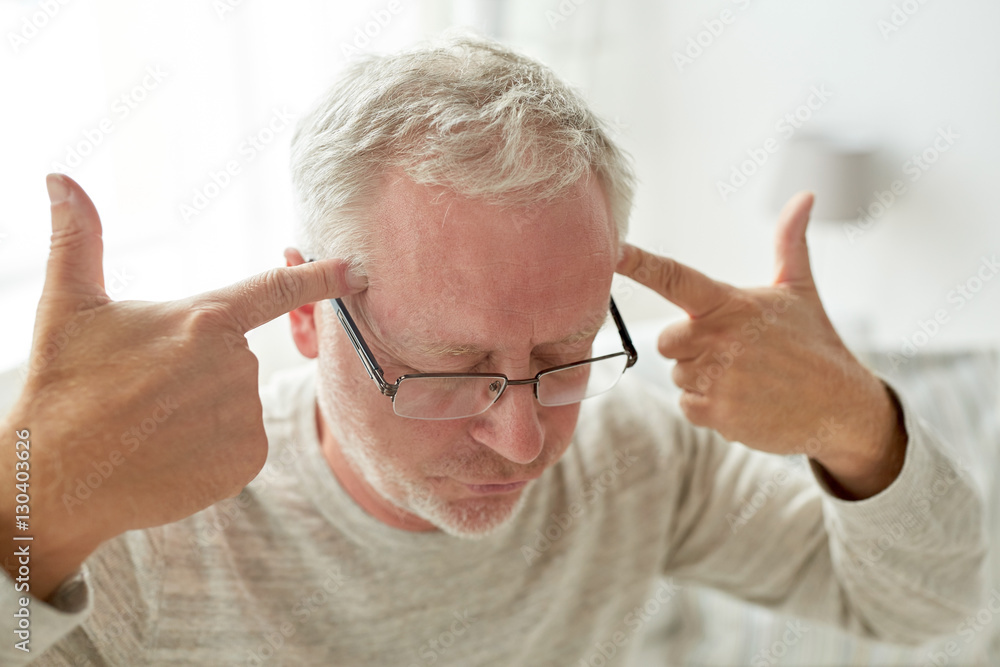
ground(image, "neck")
xmin=314 ymin=403 xmax=437 ymax=532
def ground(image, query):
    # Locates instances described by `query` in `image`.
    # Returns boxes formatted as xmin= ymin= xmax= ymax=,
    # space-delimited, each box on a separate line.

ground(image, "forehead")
xmin=358 ymin=171 xmax=618 ymax=349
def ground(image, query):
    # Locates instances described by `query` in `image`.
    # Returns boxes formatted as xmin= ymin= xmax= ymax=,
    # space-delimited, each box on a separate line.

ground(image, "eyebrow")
xmin=411 ymin=316 xmax=609 ymax=358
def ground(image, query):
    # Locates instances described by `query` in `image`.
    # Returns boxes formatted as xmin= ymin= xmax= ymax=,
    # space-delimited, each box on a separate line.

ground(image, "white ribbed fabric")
xmin=0 ymin=359 xmax=988 ymax=666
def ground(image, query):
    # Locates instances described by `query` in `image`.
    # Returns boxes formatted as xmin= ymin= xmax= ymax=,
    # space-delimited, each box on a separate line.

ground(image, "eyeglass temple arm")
xmin=304 ymin=258 xmax=394 ymax=396
xmin=328 ymin=298 xmax=397 ymax=397
xmin=609 ymin=297 xmax=638 ymax=368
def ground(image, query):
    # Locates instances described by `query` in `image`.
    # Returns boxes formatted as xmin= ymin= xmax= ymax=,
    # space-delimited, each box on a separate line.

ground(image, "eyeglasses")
xmin=328 ymin=296 xmax=638 ymax=420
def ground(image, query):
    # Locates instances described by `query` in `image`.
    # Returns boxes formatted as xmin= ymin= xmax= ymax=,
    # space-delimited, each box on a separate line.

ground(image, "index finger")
xmin=616 ymin=243 xmax=731 ymax=318
xmin=203 ymin=258 xmax=368 ymax=333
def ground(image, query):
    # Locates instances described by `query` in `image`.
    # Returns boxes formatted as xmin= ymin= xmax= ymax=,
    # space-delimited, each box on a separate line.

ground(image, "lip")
xmin=462 ymin=480 xmax=530 ymax=495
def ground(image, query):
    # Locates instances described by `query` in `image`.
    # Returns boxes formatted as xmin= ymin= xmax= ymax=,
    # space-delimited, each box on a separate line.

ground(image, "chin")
xmin=405 ymin=485 xmax=530 ymax=541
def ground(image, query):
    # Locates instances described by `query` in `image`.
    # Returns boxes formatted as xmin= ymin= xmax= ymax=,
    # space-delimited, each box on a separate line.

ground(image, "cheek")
xmin=394 ymin=420 xmax=477 ymax=466
xmin=544 ymin=403 xmax=582 ymax=456
xmin=316 ymin=318 xmax=391 ymax=441
xmin=317 ymin=324 xmax=471 ymax=459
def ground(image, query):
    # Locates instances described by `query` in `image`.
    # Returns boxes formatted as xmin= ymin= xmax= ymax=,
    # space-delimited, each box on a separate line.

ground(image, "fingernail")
xmin=46 ymin=174 xmax=70 ymax=205
xmin=346 ymin=267 xmax=368 ymax=291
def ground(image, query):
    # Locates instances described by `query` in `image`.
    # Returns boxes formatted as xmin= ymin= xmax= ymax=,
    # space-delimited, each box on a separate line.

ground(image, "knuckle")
xmin=247 ymin=442 xmax=269 ymax=479
xmin=253 ymin=268 xmax=301 ymax=318
xmin=677 ymin=392 xmax=700 ymax=421
xmin=670 ymin=363 xmax=688 ymax=388
xmin=652 ymin=255 xmax=678 ymax=287
xmin=49 ymin=226 xmax=96 ymax=252
xmin=729 ymin=291 xmax=757 ymax=312
xmin=184 ymin=301 xmax=233 ymax=334
xmin=659 ymin=322 xmax=697 ymax=357
xmin=231 ymin=348 xmax=261 ymax=374
xmin=701 ymin=327 xmax=730 ymax=352
xmin=679 ymin=394 xmax=712 ymax=427
xmin=236 ymin=430 xmax=268 ymax=484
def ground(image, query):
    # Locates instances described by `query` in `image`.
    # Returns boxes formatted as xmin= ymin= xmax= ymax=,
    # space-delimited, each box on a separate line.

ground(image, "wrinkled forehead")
xmin=359 ymin=172 xmax=618 ymax=341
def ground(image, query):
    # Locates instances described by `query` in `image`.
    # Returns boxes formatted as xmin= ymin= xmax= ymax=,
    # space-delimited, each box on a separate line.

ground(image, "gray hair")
xmin=289 ymin=32 xmax=636 ymax=268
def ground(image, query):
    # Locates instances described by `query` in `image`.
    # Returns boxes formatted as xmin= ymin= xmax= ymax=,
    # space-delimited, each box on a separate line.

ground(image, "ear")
xmin=284 ymin=247 xmax=319 ymax=359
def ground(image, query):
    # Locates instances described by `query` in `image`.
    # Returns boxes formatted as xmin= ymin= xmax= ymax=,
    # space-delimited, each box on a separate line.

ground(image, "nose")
xmin=469 ymin=380 xmax=545 ymax=465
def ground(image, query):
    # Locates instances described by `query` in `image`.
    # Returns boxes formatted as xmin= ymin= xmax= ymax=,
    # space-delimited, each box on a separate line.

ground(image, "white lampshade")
xmin=770 ymin=134 xmax=877 ymax=221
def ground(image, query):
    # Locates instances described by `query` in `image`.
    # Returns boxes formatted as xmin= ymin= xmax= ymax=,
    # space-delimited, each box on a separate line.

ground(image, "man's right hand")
xmin=0 ymin=174 xmax=367 ymax=600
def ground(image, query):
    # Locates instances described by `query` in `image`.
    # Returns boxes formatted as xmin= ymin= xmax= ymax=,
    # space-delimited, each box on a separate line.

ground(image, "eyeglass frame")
xmin=325 ymin=292 xmax=638 ymax=418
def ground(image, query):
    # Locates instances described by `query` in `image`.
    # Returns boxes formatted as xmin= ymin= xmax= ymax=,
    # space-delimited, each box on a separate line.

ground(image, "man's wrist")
xmin=811 ymin=378 xmax=909 ymax=501
xmin=0 ymin=410 xmax=101 ymax=601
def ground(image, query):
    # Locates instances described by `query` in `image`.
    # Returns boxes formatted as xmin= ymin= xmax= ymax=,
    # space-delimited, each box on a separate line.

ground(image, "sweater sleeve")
xmin=660 ymin=380 xmax=987 ymax=645
xmin=0 ymin=527 xmax=165 ymax=665
xmin=0 ymin=564 xmax=93 ymax=664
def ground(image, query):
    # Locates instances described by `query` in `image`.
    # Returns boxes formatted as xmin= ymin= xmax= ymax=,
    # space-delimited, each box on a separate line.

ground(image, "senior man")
xmin=0 ymin=35 xmax=985 ymax=665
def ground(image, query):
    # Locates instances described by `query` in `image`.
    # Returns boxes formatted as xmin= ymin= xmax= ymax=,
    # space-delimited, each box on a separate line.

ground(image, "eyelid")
xmin=380 ymin=332 xmax=600 ymax=375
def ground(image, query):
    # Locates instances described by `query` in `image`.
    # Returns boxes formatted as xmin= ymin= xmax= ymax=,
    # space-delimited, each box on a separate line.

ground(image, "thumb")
xmin=41 ymin=174 xmax=108 ymax=306
xmin=773 ymin=191 xmax=816 ymax=287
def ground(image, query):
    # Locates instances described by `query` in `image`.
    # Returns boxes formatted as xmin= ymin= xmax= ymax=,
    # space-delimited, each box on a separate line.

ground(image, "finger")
xmin=204 ymin=258 xmax=368 ymax=333
xmin=657 ymin=320 xmax=701 ymax=360
xmin=677 ymin=390 xmax=713 ymax=428
xmin=616 ymin=243 xmax=731 ymax=318
xmin=42 ymin=174 xmax=108 ymax=305
xmin=773 ymin=191 xmax=816 ymax=287
xmin=671 ymin=360 xmax=702 ymax=393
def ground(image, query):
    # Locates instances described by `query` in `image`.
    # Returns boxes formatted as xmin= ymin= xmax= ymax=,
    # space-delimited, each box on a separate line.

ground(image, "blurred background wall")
xmin=2 ymin=0 xmax=998 ymax=374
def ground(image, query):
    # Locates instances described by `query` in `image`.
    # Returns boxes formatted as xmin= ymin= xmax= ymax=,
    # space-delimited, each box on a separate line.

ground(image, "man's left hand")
xmin=616 ymin=192 xmax=907 ymax=500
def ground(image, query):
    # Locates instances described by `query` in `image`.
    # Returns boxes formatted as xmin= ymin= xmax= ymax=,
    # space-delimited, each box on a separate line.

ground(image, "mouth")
xmin=462 ymin=481 xmax=528 ymax=495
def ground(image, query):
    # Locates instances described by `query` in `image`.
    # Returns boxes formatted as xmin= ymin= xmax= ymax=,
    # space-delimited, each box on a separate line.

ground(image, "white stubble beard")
xmin=315 ymin=355 xmax=530 ymax=540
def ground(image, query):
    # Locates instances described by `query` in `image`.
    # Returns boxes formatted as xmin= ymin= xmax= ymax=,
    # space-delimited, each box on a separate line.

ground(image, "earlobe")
xmin=285 ymin=247 xmax=320 ymax=359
